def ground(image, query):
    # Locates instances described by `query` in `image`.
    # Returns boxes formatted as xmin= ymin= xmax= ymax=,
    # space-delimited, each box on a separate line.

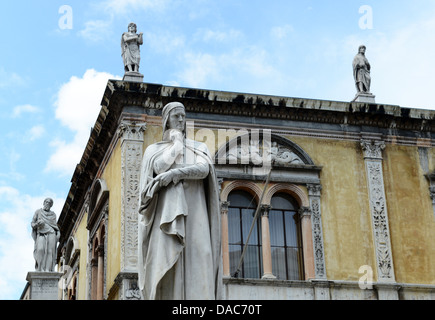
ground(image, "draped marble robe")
xmin=31 ymin=206 xmax=60 ymax=272
xmin=138 ymin=124 xmax=222 ymax=300
xmin=353 ymin=48 xmax=371 ymax=93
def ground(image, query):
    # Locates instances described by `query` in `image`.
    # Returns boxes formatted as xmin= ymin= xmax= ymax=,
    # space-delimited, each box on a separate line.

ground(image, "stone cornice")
xmin=103 ymin=80 xmax=435 ymax=132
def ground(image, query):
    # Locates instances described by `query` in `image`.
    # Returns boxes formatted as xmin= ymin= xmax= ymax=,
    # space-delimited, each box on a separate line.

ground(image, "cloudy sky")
xmin=1 ymin=0 xmax=435 ymax=299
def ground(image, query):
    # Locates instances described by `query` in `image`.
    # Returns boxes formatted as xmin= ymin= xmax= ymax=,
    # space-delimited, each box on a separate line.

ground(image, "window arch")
xmin=269 ymin=193 xmax=304 ymax=280
xmin=227 ymin=190 xmax=263 ymax=279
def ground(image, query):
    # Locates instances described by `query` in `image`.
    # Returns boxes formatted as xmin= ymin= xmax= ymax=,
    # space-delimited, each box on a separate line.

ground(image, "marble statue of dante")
xmin=138 ymin=102 xmax=222 ymax=300
xmin=31 ymin=198 xmax=60 ymax=272
xmin=353 ymin=45 xmax=371 ymax=93
xmin=121 ymin=22 xmax=143 ymax=73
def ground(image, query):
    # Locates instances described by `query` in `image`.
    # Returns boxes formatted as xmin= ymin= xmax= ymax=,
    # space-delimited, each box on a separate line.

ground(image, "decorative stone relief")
xmin=119 ymin=121 xmax=147 ymax=272
xmin=307 ymin=184 xmax=327 ymax=280
xmin=361 ymin=139 xmax=396 ymax=282
xmin=227 ymin=140 xmax=304 ymax=166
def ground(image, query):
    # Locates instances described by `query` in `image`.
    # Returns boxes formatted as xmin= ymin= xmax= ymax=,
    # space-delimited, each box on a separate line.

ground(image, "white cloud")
xmin=78 ymin=19 xmax=113 ymax=43
xmin=176 ymin=46 xmax=285 ymax=93
xmin=0 ymin=67 xmax=26 ymax=89
xmin=46 ymin=69 xmax=120 ymax=176
xmin=27 ymin=125 xmax=46 ymax=142
xmin=0 ymin=186 xmax=63 ymax=300
xmin=145 ymin=30 xmax=186 ymax=55
xmin=195 ymin=28 xmax=243 ymax=43
xmin=270 ymin=24 xmax=295 ymax=40
xmin=11 ymin=104 xmax=40 ymax=118
xmin=100 ymin=0 xmax=170 ymax=15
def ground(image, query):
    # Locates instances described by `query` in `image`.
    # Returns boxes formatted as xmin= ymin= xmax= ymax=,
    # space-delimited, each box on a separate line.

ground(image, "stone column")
xmin=299 ymin=207 xmax=315 ymax=280
xmin=118 ymin=121 xmax=147 ymax=273
xmin=307 ymin=184 xmax=327 ymax=280
xmin=361 ymin=140 xmax=396 ymax=285
xmin=220 ymin=201 xmax=231 ymax=277
xmin=90 ymin=257 xmax=98 ymax=299
xmin=96 ymin=245 xmax=105 ymax=300
xmin=261 ymin=205 xmax=276 ymax=279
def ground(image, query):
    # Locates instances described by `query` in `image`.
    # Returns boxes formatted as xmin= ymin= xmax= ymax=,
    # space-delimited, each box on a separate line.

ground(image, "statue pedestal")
xmin=26 ymin=272 xmax=62 ymax=300
xmin=123 ymin=71 xmax=144 ymax=83
xmin=353 ymin=92 xmax=376 ymax=103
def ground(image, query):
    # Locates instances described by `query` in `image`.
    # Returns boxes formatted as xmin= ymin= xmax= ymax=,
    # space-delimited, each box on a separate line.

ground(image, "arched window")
xmin=228 ymin=190 xmax=263 ymax=279
xmin=269 ymin=193 xmax=304 ymax=280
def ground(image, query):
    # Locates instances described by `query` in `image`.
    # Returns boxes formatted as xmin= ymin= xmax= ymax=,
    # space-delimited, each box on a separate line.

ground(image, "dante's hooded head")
xmin=161 ymin=102 xmax=186 ymax=137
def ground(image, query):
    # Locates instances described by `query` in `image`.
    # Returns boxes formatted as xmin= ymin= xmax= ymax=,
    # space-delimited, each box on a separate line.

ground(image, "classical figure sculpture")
xmin=353 ymin=45 xmax=371 ymax=94
xmin=138 ymin=102 xmax=222 ymax=300
xmin=31 ymin=198 xmax=60 ymax=272
xmin=121 ymin=22 xmax=143 ymax=73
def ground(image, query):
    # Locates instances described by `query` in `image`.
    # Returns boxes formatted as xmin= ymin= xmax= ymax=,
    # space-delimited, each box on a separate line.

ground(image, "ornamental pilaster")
xmin=360 ymin=139 xmax=396 ymax=282
xmin=118 ymin=121 xmax=147 ymax=273
xmin=307 ymin=184 xmax=327 ymax=280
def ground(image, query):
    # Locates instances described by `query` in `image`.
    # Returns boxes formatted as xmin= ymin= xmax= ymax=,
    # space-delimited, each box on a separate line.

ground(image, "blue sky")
xmin=1 ymin=0 xmax=435 ymax=300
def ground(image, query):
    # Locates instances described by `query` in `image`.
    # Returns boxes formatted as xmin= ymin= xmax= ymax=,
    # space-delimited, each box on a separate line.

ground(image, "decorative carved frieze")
xmin=307 ymin=184 xmax=327 ymax=280
xmin=226 ymin=139 xmax=304 ymax=166
xmin=361 ymin=140 xmax=396 ymax=282
xmin=119 ymin=121 xmax=147 ymax=272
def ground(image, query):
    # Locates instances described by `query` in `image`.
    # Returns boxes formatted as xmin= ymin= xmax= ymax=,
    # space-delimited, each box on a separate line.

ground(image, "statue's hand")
xmin=168 ymin=129 xmax=184 ymax=143
xmin=156 ymin=170 xmax=178 ymax=187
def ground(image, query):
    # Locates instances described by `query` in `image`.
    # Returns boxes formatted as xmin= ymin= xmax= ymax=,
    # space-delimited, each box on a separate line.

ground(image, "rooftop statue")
xmin=31 ymin=198 xmax=60 ymax=272
xmin=138 ymin=102 xmax=222 ymax=300
xmin=352 ymin=45 xmax=375 ymax=103
xmin=121 ymin=22 xmax=144 ymax=81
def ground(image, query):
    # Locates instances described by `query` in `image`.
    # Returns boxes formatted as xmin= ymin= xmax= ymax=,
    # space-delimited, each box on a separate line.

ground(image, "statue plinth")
xmin=25 ymin=272 xmax=62 ymax=300
xmin=352 ymin=92 xmax=376 ymax=103
xmin=123 ymin=71 xmax=144 ymax=83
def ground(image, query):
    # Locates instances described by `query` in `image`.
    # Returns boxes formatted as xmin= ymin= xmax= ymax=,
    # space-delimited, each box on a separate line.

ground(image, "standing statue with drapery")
xmin=31 ymin=198 xmax=60 ymax=272
xmin=138 ymin=102 xmax=222 ymax=300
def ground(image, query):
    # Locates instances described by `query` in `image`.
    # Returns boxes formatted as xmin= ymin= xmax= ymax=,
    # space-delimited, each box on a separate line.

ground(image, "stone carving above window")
xmin=220 ymin=133 xmax=313 ymax=167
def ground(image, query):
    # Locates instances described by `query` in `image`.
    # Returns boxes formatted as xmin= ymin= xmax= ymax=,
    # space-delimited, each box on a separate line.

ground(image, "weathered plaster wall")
xmin=102 ymin=141 xmax=122 ymax=292
xmin=383 ymin=145 xmax=435 ymax=285
xmin=75 ymin=212 xmax=88 ymax=300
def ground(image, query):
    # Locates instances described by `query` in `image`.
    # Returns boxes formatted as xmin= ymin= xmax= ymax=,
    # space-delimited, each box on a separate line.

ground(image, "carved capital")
xmin=361 ymin=140 xmax=385 ymax=160
xmin=117 ymin=121 xmax=147 ymax=143
xmin=260 ymin=204 xmax=272 ymax=217
xmin=307 ymin=184 xmax=322 ymax=197
xmin=220 ymin=201 xmax=230 ymax=214
xmin=298 ymin=206 xmax=311 ymax=219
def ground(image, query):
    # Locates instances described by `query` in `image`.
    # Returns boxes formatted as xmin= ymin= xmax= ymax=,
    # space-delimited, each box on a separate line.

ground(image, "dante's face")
xmin=128 ymin=25 xmax=136 ymax=33
xmin=359 ymin=47 xmax=366 ymax=54
xmin=167 ymin=107 xmax=186 ymax=132
xmin=43 ymin=199 xmax=53 ymax=211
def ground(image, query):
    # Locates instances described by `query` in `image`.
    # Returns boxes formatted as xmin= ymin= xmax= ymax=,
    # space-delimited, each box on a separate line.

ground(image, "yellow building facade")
xmin=55 ymin=81 xmax=435 ymax=300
